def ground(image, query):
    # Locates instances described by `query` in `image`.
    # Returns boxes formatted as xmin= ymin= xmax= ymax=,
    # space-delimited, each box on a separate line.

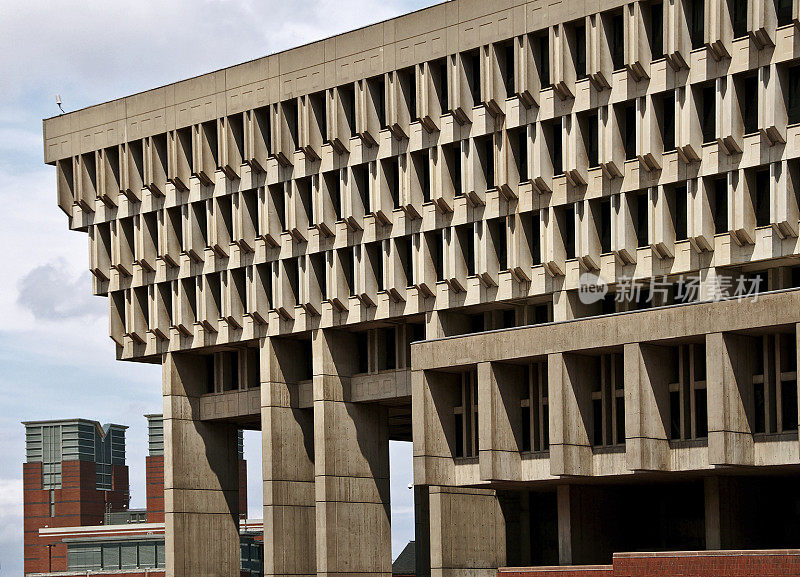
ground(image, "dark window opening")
xmin=340 ymin=84 xmax=356 ymax=138
xmin=465 ymin=50 xmax=481 ymax=105
xmin=634 ymin=191 xmax=649 ymax=248
xmin=564 ymin=205 xmax=576 ymax=259
xmin=661 ymin=92 xmax=676 ymax=151
xmin=490 ymin=218 xmax=508 ymax=271
xmin=430 ymin=229 xmax=444 ymax=282
xmin=297 ymin=176 xmax=313 ymax=227
xmin=701 ymin=84 xmax=716 ymax=144
xmin=422 ymin=152 xmax=431 ymax=203
xmin=788 ymin=65 xmax=800 ymax=125
xmin=550 ymin=120 xmax=563 ymax=175
xmin=366 ymin=243 xmax=382 ymax=293
xmin=311 ymin=92 xmax=327 ymax=144
xmin=743 ymin=74 xmax=759 ymax=135
xmin=501 ymin=42 xmax=515 ymax=96
xmin=527 ymin=212 xmax=542 ymax=265
xmin=690 ymin=0 xmax=705 ymax=50
xmin=712 ymin=176 xmax=728 ymax=234
xmin=433 ymin=58 xmax=449 ymax=113
xmin=695 ymin=388 xmax=709 ymax=437
xmin=515 ymin=129 xmax=529 ymax=182
xmin=574 ymin=23 xmax=587 ymax=80
xmin=777 ymin=0 xmax=794 ymax=26
xmin=461 ymin=225 xmax=476 ymax=277
xmin=400 ymin=236 xmax=414 ymax=287
xmin=269 ymin=184 xmax=287 ymax=232
xmin=341 ymin=249 xmax=355 ymax=297
xmin=325 ymin=171 xmax=342 ymax=221
xmin=623 ymin=102 xmax=637 ymax=160
xmin=730 ymin=0 xmax=748 ymax=39
xmin=755 ymin=168 xmax=771 ymax=227
xmin=284 ymin=99 xmax=299 ymax=151
xmin=610 ymin=13 xmax=625 ymax=71
xmin=649 ymin=1 xmax=664 ymax=59
xmin=447 ymin=142 xmax=463 ymax=196
xmin=674 ymin=185 xmax=689 ymax=240
xmin=353 ymin=164 xmax=370 ymax=214
xmin=368 ymin=75 xmax=387 ymax=129
xmin=537 ymin=33 xmax=550 ymax=87
xmin=585 ymin=111 xmax=599 ymax=167
xmin=399 ymin=67 xmax=417 ymax=121
xmin=600 ymin=198 xmax=612 ymax=253
xmin=479 ymin=137 xmax=495 ymax=189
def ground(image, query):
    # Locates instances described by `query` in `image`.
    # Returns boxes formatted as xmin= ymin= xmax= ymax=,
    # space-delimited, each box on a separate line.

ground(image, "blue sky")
xmin=0 ymin=0 xmax=438 ymax=573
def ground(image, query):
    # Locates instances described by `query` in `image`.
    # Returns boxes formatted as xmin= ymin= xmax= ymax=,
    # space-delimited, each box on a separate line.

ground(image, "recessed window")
xmin=592 ymin=353 xmax=626 ymax=447
xmin=754 ymin=167 xmax=771 ymax=227
xmin=788 ymin=64 xmax=800 ymax=125
xmin=563 ymin=204 xmax=576 ymax=259
xmin=660 ymin=92 xmax=676 ymax=151
xmin=580 ymin=110 xmax=599 ymax=167
xmin=535 ymin=31 xmax=550 ymax=87
xmin=633 ymin=191 xmax=648 ymax=248
xmin=610 ymin=12 xmax=625 ymax=71
xmin=741 ymin=73 xmax=758 ymax=135
xmin=689 ymin=0 xmax=705 ymax=50
xmin=574 ymin=22 xmax=587 ymax=80
xmin=730 ymin=0 xmax=748 ymax=39
xmin=648 ymin=1 xmax=664 ymax=59
xmin=671 ymin=185 xmax=688 ymax=241
xmin=454 ymin=371 xmax=479 ymax=458
xmin=521 ymin=362 xmax=549 ymax=452
xmin=777 ymin=0 xmax=794 ymax=26
xmin=701 ymin=84 xmax=716 ymax=144
xmin=710 ymin=175 xmax=728 ymax=234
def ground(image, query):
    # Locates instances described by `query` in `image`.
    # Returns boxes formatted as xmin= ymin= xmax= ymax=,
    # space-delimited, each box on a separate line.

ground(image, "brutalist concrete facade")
xmin=43 ymin=0 xmax=800 ymax=575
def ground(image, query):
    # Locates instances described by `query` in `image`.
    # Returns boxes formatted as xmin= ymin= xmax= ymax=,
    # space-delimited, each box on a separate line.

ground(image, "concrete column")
xmin=260 ymin=337 xmax=316 ymax=577
xmin=625 ymin=343 xmax=671 ymax=471
xmin=704 ymin=476 xmax=745 ymax=550
xmin=412 ymin=369 xmax=461 ymax=487
xmin=163 ymin=352 xmax=240 ymax=577
xmin=429 ymin=486 xmax=505 ymax=577
xmin=548 ymin=353 xmax=592 ymax=476
xmin=478 ymin=361 xmax=524 ymax=481
xmin=556 ymin=485 xmax=574 ymax=565
xmin=706 ymin=333 xmax=755 ymax=466
xmin=313 ymin=329 xmax=391 ymax=577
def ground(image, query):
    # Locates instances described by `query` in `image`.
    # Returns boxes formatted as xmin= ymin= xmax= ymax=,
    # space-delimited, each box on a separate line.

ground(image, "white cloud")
xmin=0 ymin=0 xmax=436 ymax=110
xmin=18 ymin=261 xmax=103 ymax=320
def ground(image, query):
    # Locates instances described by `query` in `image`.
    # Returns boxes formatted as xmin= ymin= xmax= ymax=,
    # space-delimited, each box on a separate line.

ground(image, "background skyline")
xmin=0 ymin=0 xmax=439 ymax=573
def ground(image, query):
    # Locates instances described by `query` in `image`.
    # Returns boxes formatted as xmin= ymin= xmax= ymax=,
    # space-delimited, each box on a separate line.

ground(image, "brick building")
xmin=42 ymin=0 xmax=800 ymax=575
xmin=23 ymin=420 xmax=129 ymax=574
xmin=23 ymin=417 xmax=256 ymax=576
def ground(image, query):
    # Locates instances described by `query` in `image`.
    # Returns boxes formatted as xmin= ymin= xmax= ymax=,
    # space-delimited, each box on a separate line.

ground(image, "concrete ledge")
xmin=414 ymin=289 xmax=800 ymax=371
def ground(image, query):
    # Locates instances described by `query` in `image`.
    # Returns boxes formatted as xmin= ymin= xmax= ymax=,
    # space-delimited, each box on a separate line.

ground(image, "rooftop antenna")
xmin=56 ymin=94 xmax=65 ymax=114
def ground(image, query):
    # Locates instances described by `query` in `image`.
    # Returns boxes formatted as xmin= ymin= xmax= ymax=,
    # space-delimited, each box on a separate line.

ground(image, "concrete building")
xmin=42 ymin=0 xmax=800 ymax=575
